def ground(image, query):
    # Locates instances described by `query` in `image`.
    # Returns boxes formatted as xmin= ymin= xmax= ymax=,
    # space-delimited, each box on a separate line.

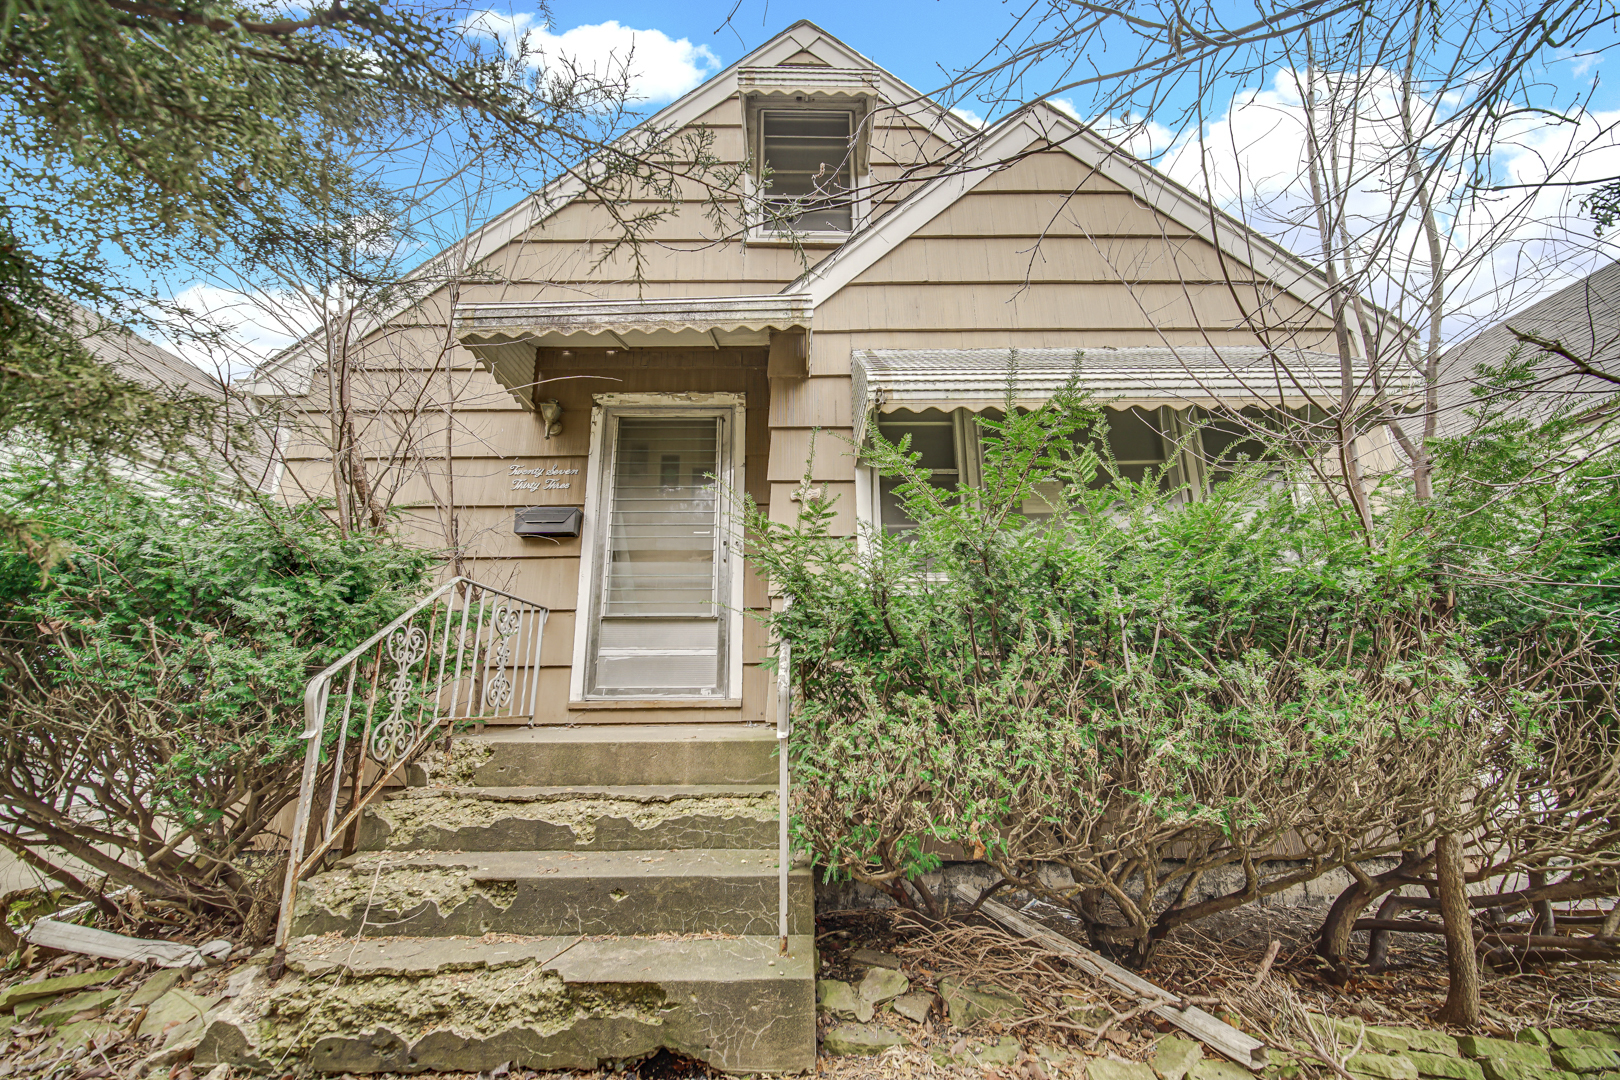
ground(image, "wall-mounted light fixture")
xmin=537 ymin=399 xmax=563 ymax=439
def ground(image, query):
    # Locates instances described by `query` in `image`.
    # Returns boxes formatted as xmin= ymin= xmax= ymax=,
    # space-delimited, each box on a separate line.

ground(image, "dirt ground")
xmin=2 ymin=895 xmax=1616 ymax=1080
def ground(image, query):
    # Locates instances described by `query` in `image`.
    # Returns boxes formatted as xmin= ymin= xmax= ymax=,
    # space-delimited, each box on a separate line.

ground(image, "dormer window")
xmin=737 ymin=65 xmax=879 ymax=240
xmin=758 ymin=110 xmax=855 ymax=233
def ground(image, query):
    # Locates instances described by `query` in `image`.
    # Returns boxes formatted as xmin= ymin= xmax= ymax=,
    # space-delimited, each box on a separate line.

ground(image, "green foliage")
xmin=0 ymin=238 xmax=225 ymax=563
xmin=1583 ymin=181 xmax=1620 ymax=236
xmin=1428 ymin=352 xmax=1620 ymax=641
xmin=746 ymin=390 xmax=1592 ymax=961
xmin=0 ymin=462 xmax=433 ymax=918
xmin=0 ymin=0 xmax=590 ymax=285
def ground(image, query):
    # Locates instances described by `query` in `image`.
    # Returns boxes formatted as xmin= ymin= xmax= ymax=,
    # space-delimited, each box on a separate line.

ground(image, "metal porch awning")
xmin=455 ymin=294 xmax=813 ymax=407
xmin=851 ymin=346 xmax=1389 ymax=442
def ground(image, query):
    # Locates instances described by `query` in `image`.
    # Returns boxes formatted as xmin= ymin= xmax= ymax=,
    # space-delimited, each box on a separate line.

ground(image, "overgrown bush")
xmin=747 ymin=389 xmax=1618 ymax=965
xmin=0 ymin=464 xmax=433 ymax=936
xmin=1308 ymin=357 xmax=1620 ymax=973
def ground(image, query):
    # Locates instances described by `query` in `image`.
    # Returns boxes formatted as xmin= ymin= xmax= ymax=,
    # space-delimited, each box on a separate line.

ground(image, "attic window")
xmin=758 ymin=110 xmax=855 ymax=233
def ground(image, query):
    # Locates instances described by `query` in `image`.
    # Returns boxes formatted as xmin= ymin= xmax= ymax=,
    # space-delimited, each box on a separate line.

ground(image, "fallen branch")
xmin=1251 ymin=939 xmax=1282 ymax=988
xmin=955 ymin=884 xmax=1267 ymax=1070
xmin=1353 ymin=918 xmax=1620 ymax=958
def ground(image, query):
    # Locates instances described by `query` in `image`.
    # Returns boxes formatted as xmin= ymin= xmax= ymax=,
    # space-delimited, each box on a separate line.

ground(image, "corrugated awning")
xmin=457 ymin=294 xmax=812 ymax=346
xmin=456 ymin=295 xmax=813 ymax=407
xmin=736 ymin=65 xmax=881 ymax=99
xmin=852 ymin=346 xmax=1391 ymax=443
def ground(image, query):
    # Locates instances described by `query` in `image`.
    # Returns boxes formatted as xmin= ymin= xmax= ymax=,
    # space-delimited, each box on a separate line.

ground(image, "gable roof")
xmin=417 ymin=20 xmax=976 ymax=290
xmin=249 ymin=24 xmax=1349 ymax=396
xmin=787 ymin=101 xmax=1333 ymax=312
xmin=245 ymin=21 xmax=974 ymax=392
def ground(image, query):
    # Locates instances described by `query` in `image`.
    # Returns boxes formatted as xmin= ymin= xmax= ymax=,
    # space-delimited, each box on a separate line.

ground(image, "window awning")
xmin=457 ymin=295 xmax=813 ymax=406
xmin=736 ymin=65 xmax=881 ymax=100
xmin=458 ymin=294 xmax=812 ymax=346
xmin=851 ymin=346 xmax=1393 ymax=443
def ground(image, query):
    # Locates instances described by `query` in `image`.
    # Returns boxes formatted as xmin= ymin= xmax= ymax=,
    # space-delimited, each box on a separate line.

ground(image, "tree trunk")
xmin=0 ymin=909 xmax=18 ymax=955
xmin=1527 ymin=870 xmax=1555 ymax=934
xmin=1435 ymin=833 xmax=1480 ymax=1026
xmin=1317 ymin=850 xmax=1430 ymax=983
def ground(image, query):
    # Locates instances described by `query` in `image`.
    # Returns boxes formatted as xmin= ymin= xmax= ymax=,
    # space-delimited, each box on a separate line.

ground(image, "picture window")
xmin=869 ymin=405 xmax=1291 ymax=529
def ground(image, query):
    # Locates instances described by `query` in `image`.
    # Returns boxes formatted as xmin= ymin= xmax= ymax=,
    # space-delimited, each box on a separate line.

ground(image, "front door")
xmin=580 ymin=403 xmax=739 ymax=699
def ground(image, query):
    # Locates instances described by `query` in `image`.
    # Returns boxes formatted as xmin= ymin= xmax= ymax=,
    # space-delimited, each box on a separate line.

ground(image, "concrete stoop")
xmin=198 ymin=725 xmax=815 ymax=1074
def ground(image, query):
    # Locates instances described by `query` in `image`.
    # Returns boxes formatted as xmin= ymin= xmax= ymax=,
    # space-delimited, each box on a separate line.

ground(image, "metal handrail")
xmin=273 ymin=576 xmax=548 ymax=952
xmin=775 ymin=597 xmax=793 ymax=954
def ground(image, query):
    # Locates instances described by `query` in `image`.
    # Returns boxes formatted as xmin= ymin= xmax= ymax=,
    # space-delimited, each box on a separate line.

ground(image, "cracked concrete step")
xmin=428 ymin=724 xmax=779 ymax=787
xmin=196 ymin=934 xmax=816 ymax=1074
xmin=357 ymin=785 xmax=778 ymax=853
xmin=290 ymin=849 xmax=813 ymax=939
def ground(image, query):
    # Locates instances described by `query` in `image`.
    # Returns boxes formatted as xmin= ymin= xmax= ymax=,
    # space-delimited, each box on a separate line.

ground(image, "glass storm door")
xmin=588 ymin=413 xmax=731 ymax=697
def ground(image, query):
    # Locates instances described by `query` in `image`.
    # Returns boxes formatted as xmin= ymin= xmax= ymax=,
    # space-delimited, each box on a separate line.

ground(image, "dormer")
xmin=736 ymin=65 xmax=882 ymax=242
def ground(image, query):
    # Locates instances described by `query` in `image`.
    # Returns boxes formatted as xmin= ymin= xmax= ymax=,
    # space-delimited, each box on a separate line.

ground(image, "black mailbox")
xmin=514 ymin=506 xmax=583 ymax=538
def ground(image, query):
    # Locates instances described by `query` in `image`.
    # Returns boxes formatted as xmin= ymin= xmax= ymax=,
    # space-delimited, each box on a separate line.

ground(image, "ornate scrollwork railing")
xmin=273 ymin=578 xmax=548 ymax=950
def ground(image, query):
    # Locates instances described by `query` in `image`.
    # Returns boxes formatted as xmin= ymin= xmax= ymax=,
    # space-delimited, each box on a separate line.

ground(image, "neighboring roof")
xmin=69 ymin=305 xmax=278 ymax=490
xmin=1436 ymin=259 xmax=1620 ymax=432
xmin=851 ymin=346 xmax=1381 ymax=442
xmin=73 ymin=306 xmax=229 ymax=402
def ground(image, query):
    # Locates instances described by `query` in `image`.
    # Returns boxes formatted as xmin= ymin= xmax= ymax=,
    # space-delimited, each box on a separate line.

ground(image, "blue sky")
xmin=524 ymin=0 xmax=1620 ymax=122
xmin=537 ymin=0 xmax=990 ymax=99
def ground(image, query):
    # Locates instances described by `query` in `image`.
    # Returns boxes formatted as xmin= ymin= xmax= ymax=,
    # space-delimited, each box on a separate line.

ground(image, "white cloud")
xmin=469 ymin=12 xmax=720 ymax=105
xmin=1091 ymin=112 xmax=1177 ymax=163
xmin=157 ymin=283 xmax=318 ymax=380
xmin=951 ymin=106 xmax=985 ymax=128
xmin=1144 ymin=67 xmax=1620 ymax=344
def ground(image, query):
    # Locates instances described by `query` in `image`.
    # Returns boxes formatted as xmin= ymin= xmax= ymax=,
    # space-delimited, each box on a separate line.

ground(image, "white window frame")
xmin=852 ymin=404 xmax=1225 ymax=532
xmin=744 ymin=102 xmax=871 ymax=244
xmin=569 ymin=392 xmax=747 ymax=704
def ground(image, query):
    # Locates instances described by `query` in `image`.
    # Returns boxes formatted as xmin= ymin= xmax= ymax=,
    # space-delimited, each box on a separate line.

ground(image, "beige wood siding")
xmin=278 ymin=346 xmax=772 ymax=724
xmin=765 ymin=147 xmax=1337 ymax=536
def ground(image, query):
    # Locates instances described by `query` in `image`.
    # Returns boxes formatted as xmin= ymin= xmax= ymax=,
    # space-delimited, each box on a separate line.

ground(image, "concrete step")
xmin=423 ymin=724 xmax=779 ymax=787
xmin=290 ymin=849 xmax=812 ymax=939
xmin=356 ymin=785 xmax=778 ymax=853
xmin=196 ymin=934 xmax=816 ymax=1074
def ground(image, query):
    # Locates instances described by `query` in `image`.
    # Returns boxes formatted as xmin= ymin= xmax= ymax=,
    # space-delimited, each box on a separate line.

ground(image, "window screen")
xmin=1020 ymin=407 xmax=1176 ymax=514
xmin=1084 ymin=408 xmax=1171 ymax=486
xmin=760 ymin=111 xmax=854 ymax=232
xmin=869 ymin=404 xmax=1292 ymax=524
xmin=876 ymin=409 xmax=959 ymax=535
xmin=1195 ymin=407 xmax=1283 ymax=487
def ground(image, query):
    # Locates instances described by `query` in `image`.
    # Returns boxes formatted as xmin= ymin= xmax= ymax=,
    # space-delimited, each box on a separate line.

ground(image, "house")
xmin=250 ymin=21 xmax=1381 ymax=726
xmin=1436 ymin=257 xmax=1620 ymax=433
xmin=73 ymin=305 xmax=275 ymax=490
xmin=229 ymin=22 xmax=1404 ymax=1073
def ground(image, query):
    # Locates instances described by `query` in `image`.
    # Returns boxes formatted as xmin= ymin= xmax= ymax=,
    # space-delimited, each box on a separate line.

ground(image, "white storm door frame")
xmin=569 ymin=392 xmax=747 ymax=703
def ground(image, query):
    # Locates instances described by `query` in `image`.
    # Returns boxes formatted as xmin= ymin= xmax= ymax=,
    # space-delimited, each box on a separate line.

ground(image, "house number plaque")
xmin=510 ymin=462 xmax=579 ymax=492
